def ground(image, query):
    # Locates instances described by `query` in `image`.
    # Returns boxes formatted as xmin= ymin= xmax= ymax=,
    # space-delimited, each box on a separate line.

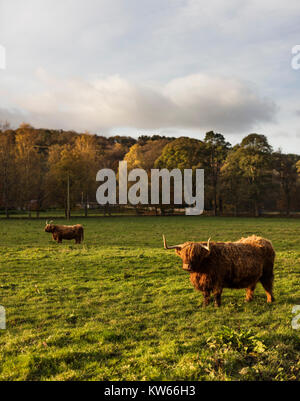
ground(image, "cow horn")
xmin=163 ymin=235 xmax=183 ymax=250
xmin=46 ymin=220 xmax=48 ymax=225
xmin=49 ymin=220 xmax=54 ymax=224
xmin=203 ymin=238 xmax=211 ymax=252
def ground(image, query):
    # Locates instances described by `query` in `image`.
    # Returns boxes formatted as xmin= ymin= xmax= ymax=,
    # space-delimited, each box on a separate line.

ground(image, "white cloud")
xmin=4 ymin=70 xmax=276 ymax=133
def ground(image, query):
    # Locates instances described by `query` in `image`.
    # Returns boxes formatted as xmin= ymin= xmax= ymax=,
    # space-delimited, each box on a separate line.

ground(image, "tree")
xmin=221 ymin=145 xmax=245 ymax=216
xmin=0 ymin=130 xmax=16 ymax=217
xmin=1 ymin=120 xmax=300 ymax=218
xmin=155 ymin=137 xmax=204 ymax=170
xmin=122 ymin=139 xmax=171 ymax=214
xmin=102 ymin=142 xmax=128 ymax=172
xmin=124 ymin=139 xmax=169 ymax=171
xmin=46 ymin=134 xmax=101 ymax=217
xmin=14 ymin=124 xmax=45 ymax=217
xmin=273 ymin=153 xmax=299 ymax=215
xmin=222 ymin=134 xmax=273 ymax=216
xmin=46 ymin=144 xmax=82 ymax=218
xmin=202 ymin=131 xmax=231 ymax=215
xmin=153 ymin=137 xmax=205 ymax=212
xmin=137 ymin=134 xmax=175 ymax=145
xmin=72 ymin=134 xmax=100 ymax=216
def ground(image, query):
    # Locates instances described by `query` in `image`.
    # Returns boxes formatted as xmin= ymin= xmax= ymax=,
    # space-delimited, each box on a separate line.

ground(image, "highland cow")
xmin=44 ymin=221 xmax=84 ymax=244
xmin=163 ymin=234 xmax=275 ymax=307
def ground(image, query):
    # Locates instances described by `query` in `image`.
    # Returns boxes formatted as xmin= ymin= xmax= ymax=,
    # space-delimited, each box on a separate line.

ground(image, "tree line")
xmin=0 ymin=121 xmax=300 ymax=217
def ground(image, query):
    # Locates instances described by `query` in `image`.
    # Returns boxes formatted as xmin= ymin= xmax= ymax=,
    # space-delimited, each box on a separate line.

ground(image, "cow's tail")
xmin=81 ymin=227 xmax=84 ymax=242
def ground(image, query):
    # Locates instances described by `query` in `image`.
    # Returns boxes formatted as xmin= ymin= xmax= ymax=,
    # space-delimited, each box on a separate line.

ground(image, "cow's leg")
xmin=245 ymin=283 xmax=256 ymax=302
xmin=213 ymin=289 xmax=223 ymax=307
xmin=260 ymin=261 xmax=275 ymax=303
xmin=57 ymin=235 xmax=62 ymax=244
xmin=202 ymin=291 xmax=211 ymax=307
xmin=260 ymin=276 xmax=275 ymax=303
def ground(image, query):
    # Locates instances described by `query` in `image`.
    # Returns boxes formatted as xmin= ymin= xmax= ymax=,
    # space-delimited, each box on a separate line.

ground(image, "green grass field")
xmin=0 ymin=216 xmax=299 ymax=381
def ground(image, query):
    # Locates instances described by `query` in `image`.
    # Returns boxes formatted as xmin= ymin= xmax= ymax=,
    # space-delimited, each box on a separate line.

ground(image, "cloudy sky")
xmin=0 ymin=0 xmax=300 ymax=151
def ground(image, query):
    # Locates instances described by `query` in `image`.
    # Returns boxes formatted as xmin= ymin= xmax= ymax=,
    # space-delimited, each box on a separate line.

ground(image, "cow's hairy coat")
xmin=169 ymin=235 xmax=275 ymax=307
xmin=45 ymin=223 xmax=84 ymax=244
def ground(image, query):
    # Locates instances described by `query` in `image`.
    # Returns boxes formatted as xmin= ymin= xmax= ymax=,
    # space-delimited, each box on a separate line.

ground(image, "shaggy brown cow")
xmin=44 ymin=221 xmax=84 ymax=244
xmin=163 ymin=234 xmax=275 ymax=307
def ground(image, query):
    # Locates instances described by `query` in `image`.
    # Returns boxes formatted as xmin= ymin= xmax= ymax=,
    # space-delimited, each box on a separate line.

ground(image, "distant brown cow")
xmin=44 ymin=221 xmax=84 ymax=244
xmin=163 ymin=235 xmax=275 ymax=307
